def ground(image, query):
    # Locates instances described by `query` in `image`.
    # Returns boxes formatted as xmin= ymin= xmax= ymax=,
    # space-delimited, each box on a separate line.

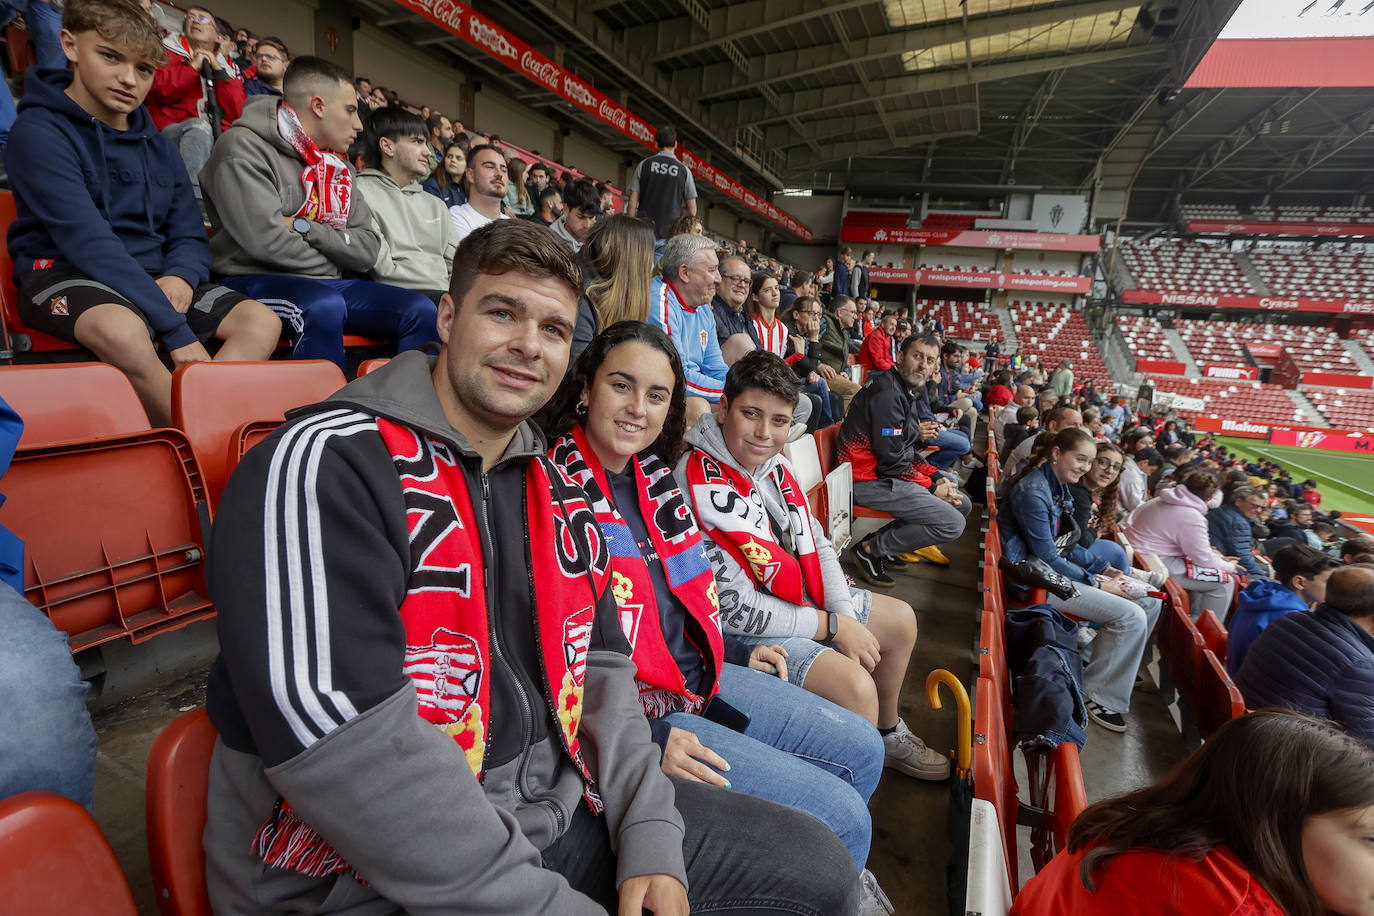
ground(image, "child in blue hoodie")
xmin=1227 ymin=543 xmax=1339 ymax=676
xmin=5 ymin=0 xmax=280 ymax=426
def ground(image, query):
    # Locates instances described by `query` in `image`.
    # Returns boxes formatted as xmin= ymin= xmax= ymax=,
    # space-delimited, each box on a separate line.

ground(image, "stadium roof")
xmin=355 ymin=0 xmax=1374 ymax=235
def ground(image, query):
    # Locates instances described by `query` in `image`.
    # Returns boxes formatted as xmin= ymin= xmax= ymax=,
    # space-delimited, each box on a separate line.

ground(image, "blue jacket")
xmin=710 ymin=293 xmax=760 ymax=349
xmin=1226 ymin=579 xmax=1309 ymax=675
xmin=649 ymin=277 xmax=727 ymax=402
xmin=6 ymin=68 xmax=210 ymax=350
xmin=1235 ymin=603 xmax=1374 ymax=746
xmin=1206 ymin=504 xmax=1266 ymax=579
xmin=1000 ymin=464 xmax=1109 ymax=585
xmin=421 ymin=176 xmax=466 ymax=210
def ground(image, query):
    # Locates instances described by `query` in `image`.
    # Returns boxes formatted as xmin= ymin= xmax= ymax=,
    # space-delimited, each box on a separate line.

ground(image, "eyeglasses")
xmin=187 ymin=13 xmax=213 ymax=24
xmin=1093 ymin=457 xmax=1123 ymax=472
xmin=256 ymin=53 xmax=284 ymax=63
xmin=722 ymin=274 xmax=751 ymax=285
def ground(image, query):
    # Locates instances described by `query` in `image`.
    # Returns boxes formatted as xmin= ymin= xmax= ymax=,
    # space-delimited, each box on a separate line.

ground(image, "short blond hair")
xmin=63 ymin=0 xmax=167 ymax=67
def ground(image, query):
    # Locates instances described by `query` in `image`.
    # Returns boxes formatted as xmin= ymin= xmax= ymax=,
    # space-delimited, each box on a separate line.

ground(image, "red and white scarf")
xmin=255 ymin=419 xmax=610 ymax=880
xmin=277 ymin=101 xmax=353 ymax=229
xmin=551 ymin=426 xmax=724 ymax=719
xmin=682 ymin=446 xmax=828 ymax=610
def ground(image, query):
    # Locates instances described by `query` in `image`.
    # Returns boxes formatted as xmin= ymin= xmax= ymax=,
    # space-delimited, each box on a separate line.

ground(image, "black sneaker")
xmin=853 ymin=541 xmax=895 ymax=588
xmin=1087 ymin=701 xmax=1126 ymax=733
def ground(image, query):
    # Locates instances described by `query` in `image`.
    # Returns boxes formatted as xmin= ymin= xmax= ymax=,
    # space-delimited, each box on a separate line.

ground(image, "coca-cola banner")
xmin=1301 ymin=371 xmax=1374 ymax=390
xmin=1202 ymin=364 xmax=1260 ymax=381
xmin=1185 ymin=220 xmax=1374 ymax=238
xmin=1135 ymin=359 xmax=1188 ymax=375
xmin=1122 ymin=289 xmax=1374 ymax=315
xmin=840 ymin=225 xmax=1100 ymax=252
xmin=395 ymin=0 xmax=813 ymax=241
xmin=1246 ymin=342 xmax=1282 ymax=359
xmin=867 ymin=267 xmax=1090 ymax=293
xmin=1269 ymin=429 xmax=1374 ymax=450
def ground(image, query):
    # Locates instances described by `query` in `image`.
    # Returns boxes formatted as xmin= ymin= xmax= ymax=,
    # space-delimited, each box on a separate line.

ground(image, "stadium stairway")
xmin=1232 ymin=252 xmax=1270 ymax=296
xmin=1161 ymin=326 xmax=1202 ymax=377
xmin=993 ymin=302 xmax=1020 ymax=354
xmin=1287 ymin=389 xmax=1327 ymax=426
xmin=1343 ymin=338 xmax=1374 ymax=377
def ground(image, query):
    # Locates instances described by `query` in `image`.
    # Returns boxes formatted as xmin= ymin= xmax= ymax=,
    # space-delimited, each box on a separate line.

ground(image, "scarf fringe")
xmin=253 ymin=799 xmax=365 ymax=883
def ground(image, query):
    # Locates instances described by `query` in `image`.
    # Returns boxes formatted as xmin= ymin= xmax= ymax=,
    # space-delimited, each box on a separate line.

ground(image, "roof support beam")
xmin=777 ymin=102 xmax=981 ymax=146
xmin=689 ymin=0 xmax=1142 ymax=101
xmin=710 ymin=44 xmax=1166 ymax=128
xmin=787 ymin=126 xmax=979 ymax=171
xmin=1180 ymin=89 xmax=1320 ymax=189
xmin=1000 ymin=69 xmax=1066 ymax=185
xmin=1269 ymin=107 xmax=1374 ymax=191
xmin=642 ymin=0 xmax=874 ymax=65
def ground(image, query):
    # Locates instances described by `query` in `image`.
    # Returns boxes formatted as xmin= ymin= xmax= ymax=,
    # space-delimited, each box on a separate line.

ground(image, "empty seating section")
xmin=1174 ymin=319 xmax=1359 ymax=374
xmin=1249 ymin=248 xmax=1374 ymax=300
xmin=1114 ymin=315 xmax=1175 ymax=362
xmin=916 ymin=299 xmax=1000 ymax=341
xmin=1153 ymin=377 xmax=1306 ymax=426
xmin=1119 ymin=240 xmax=1254 ymax=295
xmin=1302 ymin=389 xmax=1374 ymax=432
xmin=1008 ymin=301 xmax=1115 ymax=395
xmin=921 ymin=212 xmax=979 ymax=230
xmin=1182 ymin=202 xmax=1374 ymax=225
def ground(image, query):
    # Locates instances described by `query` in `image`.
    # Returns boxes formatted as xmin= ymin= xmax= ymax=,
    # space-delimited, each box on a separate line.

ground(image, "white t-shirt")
xmin=449 ymin=202 xmax=509 ymax=244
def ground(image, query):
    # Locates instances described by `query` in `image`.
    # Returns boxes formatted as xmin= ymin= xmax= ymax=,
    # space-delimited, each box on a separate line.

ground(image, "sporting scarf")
xmin=254 ymin=418 xmax=609 ymax=880
xmin=277 ymin=101 xmax=354 ymax=229
xmin=551 ymin=426 xmax=724 ymax=719
xmin=683 ymin=446 xmax=828 ymax=610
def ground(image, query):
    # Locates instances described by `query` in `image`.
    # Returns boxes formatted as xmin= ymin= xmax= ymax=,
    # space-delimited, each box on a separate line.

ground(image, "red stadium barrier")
xmin=1302 ymin=371 xmax=1374 ymax=389
xmin=1135 ymin=359 xmax=1188 ymax=375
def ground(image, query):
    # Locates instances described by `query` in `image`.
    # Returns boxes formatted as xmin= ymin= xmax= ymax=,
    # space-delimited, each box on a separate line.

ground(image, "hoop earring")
xmin=576 ymin=401 xmax=587 ymax=416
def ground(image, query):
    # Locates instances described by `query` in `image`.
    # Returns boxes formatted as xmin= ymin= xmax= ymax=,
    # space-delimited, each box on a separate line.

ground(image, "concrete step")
xmin=994 ymin=303 xmax=1020 ymax=352
xmin=1287 ymin=388 xmax=1329 ymax=426
xmin=1162 ymin=327 xmax=1202 ymax=377
xmin=1343 ymin=337 xmax=1374 ymax=376
xmin=1233 ymin=252 xmax=1270 ymax=295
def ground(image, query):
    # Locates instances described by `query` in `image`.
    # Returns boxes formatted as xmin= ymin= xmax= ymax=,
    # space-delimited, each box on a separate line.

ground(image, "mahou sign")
xmin=397 ymin=0 xmax=813 ymax=241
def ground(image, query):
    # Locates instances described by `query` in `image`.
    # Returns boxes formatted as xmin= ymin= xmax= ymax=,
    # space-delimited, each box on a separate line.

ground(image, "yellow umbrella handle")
xmin=925 ymin=669 xmax=972 ymax=775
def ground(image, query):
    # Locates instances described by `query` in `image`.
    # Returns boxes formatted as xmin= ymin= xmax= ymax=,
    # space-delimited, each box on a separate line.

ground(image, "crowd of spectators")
xmin=3 ymin=2 xmax=1374 ymax=913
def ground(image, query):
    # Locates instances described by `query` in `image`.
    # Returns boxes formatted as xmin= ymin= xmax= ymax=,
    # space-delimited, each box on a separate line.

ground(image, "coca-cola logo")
xmin=743 ymin=193 xmax=757 ymax=207
xmin=410 ymin=0 xmax=465 ymax=33
xmin=520 ymin=50 xmax=559 ymax=90
xmin=628 ymin=119 xmax=654 ymax=144
xmin=714 ymin=173 xmax=729 ymax=190
xmin=562 ymin=75 xmax=596 ymax=108
xmin=470 ymin=18 xmax=516 ymax=59
xmin=597 ymin=99 xmax=627 ymax=130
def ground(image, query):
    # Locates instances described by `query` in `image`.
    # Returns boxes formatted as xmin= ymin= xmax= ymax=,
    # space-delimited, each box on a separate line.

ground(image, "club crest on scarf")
xmin=403 ymin=627 xmax=485 ymax=775
xmin=557 ymin=606 xmax=594 ymax=741
xmin=277 ymin=101 xmax=354 ymax=229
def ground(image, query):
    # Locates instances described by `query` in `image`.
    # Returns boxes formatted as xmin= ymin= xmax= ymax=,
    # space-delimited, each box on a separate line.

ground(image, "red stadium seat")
xmin=1197 ymin=650 xmax=1246 ymax=738
xmin=813 ymin=422 xmax=840 ymax=477
xmin=973 ymin=675 xmax=1018 ymax=888
xmin=0 ymin=791 xmax=138 ymax=915
xmin=0 ymin=191 xmax=83 ymax=354
xmin=1195 ymin=608 xmax=1228 ymax=660
xmin=0 ymin=363 xmax=152 ymax=446
xmin=356 ymin=357 xmax=391 ymax=377
xmin=171 ymin=360 xmax=346 ymax=508
xmin=146 ymin=708 xmax=216 ymax=916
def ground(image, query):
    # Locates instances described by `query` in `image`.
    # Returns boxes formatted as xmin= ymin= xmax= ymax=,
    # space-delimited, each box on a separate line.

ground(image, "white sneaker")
xmin=859 ymin=868 xmax=894 ymax=916
xmin=882 ymin=718 xmax=951 ymax=781
xmin=1128 ymin=567 xmax=1168 ymax=588
xmin=1076 ymin=624 xmax=1097 ymax=650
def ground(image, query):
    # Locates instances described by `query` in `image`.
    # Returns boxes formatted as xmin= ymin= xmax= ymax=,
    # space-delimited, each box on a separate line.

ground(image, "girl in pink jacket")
xmin=1123 ymin=469 xmax=1237 ymax=619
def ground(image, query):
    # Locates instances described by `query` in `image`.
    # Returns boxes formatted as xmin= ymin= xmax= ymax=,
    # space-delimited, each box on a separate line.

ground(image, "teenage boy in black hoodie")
xmin=5 ymin=0 xmax=281 ymax=426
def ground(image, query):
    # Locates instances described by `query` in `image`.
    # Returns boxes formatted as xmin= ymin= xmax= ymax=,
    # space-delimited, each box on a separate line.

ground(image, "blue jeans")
xmin=0 ymin=582 xmax=98 ymax=809
xmin=221 ymin=276 xmax=439 ymax=371
xmin=802 ymin=377 xmax=834 ymax=428
xmin=662 ymin=663 xmax=883 ymax=868
xmin=1086 ymin=537 xmax=1128 ymax=572
xmin=926 ymin=427 xmax=972 ymax=469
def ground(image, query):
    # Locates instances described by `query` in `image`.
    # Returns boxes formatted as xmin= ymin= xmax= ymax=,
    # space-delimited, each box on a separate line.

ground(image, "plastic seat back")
xmin=0 ymin=363 xmax=151 ymax=446
xmin=1196 ymin=608 xmax=1228 ymax=659
xmin=813 ymin=422 xmax=841 ymax=477
xmin=0 ymin=191 xmax=80 ymax=353
xmin=356 ymin=357 xmax=390 ymax=377
xmin=146 ymin=707 xmax=217 ymax=916
xmin=1197 ymin=650 xmax=1246 ymax=738
xmin=973 ymin=675 xmax=1018 ymax=888
xmin=782 ymin=433 xmax=822 ymax=493
xmin=0 ymin=791 xmax=138 ymax=915
xmin=823 ymin=461 xmax=853 ymax=549
xmin=171 ymin=360 xmax=346 ymax=507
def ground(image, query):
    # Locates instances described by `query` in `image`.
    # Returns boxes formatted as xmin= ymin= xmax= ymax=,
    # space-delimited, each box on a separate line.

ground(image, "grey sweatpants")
xmin=853 ymin=477 xmax=970 ymax=557
xmin=1160 ymin=555 xmax=1236 ymax=621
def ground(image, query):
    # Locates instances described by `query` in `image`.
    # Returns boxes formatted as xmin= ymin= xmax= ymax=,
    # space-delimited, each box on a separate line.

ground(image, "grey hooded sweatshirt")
xmin=203 ymin=351 xmax=685 ymax=913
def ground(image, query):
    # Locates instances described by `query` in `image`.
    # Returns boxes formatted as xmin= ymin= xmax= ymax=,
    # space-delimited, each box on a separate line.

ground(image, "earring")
xmin=576 ymin=401 xmax=587 ymax=416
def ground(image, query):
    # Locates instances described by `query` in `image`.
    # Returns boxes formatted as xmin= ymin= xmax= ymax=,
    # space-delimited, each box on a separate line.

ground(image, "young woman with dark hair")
xmin=1014 ymin=709 xmax=1374 ymax=916
xmin=999 ymin=428 xmax=1162 ymax=732
xmin=1071 ymin=441 xmax=1129 ymax=572
xmin=541 ymin=322 xmax=889 ymax=906
xmin=421 ymin=141 xmax=467 ymax=209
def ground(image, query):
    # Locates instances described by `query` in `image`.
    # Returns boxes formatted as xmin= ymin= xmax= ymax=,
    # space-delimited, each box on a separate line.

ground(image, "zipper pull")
xmin=481 ymin=472 xmax=490 ymax=503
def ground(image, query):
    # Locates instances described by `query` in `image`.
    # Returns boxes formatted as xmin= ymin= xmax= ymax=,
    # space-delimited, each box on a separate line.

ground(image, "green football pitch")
xmin=1215 ymin=436 xmax=1374 ymax=517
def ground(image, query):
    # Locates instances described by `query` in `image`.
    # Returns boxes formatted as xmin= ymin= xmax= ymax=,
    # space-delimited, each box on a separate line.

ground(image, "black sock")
xmin=878 ymin=725 xmax=897 ymax=736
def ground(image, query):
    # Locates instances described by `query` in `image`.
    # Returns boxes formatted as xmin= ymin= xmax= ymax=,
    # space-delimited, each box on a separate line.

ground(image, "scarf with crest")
xmin=551 ymin=426 xmax=724 ymax=719
xmin=277 ymin=101 xmax=354 ymax=229
xmin=254 ymin=418 xmax=610 ymax=880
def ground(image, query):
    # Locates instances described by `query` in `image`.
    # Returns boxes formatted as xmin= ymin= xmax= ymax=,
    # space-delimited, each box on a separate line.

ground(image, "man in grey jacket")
xmin=203 ymin=221 xmax=857 ymax=914
xmin=200 ymin=56 xmax=438 ymax=370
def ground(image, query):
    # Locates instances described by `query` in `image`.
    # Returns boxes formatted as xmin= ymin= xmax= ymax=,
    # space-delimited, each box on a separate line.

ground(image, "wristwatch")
xmin=292 ymin=217 xmax=311 ymax=236
xmin=826 ymin=611 xmax=839 ymax=641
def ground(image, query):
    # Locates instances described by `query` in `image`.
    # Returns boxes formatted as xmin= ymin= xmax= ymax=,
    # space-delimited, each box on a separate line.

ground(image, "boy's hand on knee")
xmin=155 ymin=275 xmax=194 ymax=314
xmin=169 ymin=341 xmax=212 ymax=367
xmin=661 ymin=728 xmax=731 ymax=787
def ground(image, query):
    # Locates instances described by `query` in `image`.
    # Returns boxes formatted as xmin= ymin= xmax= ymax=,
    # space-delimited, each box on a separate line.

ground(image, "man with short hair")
xmin=711 ymin=254 xmax=760 ymax=364
xmin=779 ymin=269 xmax=811 ymax=313
xmin=1117 ymin=447 xmax=1163 ymax=513
xmin=992 ymin=384 xmax=1036 ymax=453
xmin=425 ymin=112 xmax=452 ymax=163
xmin=204 ymin=220 xmax=859 ymax=914
xmin=1236 ymin=563 xmax=1374 ymax=745
xmin=817 ymin=295 xmax=861 ymax=410
xmin=1227 ymin=544 xmax=1339 ymax=675
xmin=839 ymin=334 xmax=971 ymax=585
xmin=357 ymin=107 xmax=457 ymax=300
xmin=448 ymin=143 xmax=510 ymax=242
xmin=649 ymin=233 xmax=727 ymax=424
xmin=242 ymin=36 xmax=287 ymax=97
xmin=627 ymin=124 xmax=697 ymax=240
xmin=549 ymin=178 xmax=598 ymax=253
xmin=1000 ymin=405 xmax=1083 ymax=481
xmin=200 ymin=56 xmax=439 ymax=371
xmin=1342 ymin=537 xmax=1374 ymax=566
xmin=354 ymin=75 xmax=371 ymax=107
xmin=1208 ymin=485 xmax=1270 ymax=580
xmin=532 ymin=185 xmax=563 ymax=227
xmin=1051 ymin=359 xmax=1074 ymax=400
xmin=526 ymin=161 xmax=550 ymax=200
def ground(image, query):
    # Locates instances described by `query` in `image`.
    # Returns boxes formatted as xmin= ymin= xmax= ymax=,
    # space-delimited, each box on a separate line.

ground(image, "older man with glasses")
xmin=812 ymin=295 xmax=862 ymax=411
xmin=711 ymin=254 xmax=761 ymax=365
xmin=1208 ymin=485 xmax=1274 ymax=581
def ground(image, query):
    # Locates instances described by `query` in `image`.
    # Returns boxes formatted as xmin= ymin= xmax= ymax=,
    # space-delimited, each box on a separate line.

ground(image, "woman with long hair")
xmin=1071 ymin=441 xmax=1130 ymax=572
xmin=504 ymin=156 xmax=534 ymax=217
xmin=542 ymin=322 xmax=889 ymax=906
xmin=999 ymin=428 xmax=1162 ymax=732
xmin=569 ymin=215 xmax=655 ymax=366
xmin=1122 ymin=467 xmax=1238 ymax=619
xmin=1013 ymin=709 xmax=1374 ymax=916
xmin=421 ymin=142 xmax=466 ymax=209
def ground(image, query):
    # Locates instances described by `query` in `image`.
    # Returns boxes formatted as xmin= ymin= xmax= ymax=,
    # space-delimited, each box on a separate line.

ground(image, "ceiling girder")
xmin=1000 ymin=69 xmax=1066 ymax=185
xmin=1269 ymin=108 xmax=1374 ymax=192
xmin=786 ymin=126 xmax=980 ymax=172
xmin=641 ymin=0 xmax=874 ymax=65
xmin=1180 ymin=89 xmax=1321 ymax=190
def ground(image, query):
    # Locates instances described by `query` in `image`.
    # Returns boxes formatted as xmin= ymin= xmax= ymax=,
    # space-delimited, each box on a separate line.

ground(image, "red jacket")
xmin=858 ymin=328 xmax=895 ymax=372
xmin=1012 ymin=845 xmax=1283 ymax=916
xmin=987 ymin=384 xmax=1014 ymax=408
xmin=146 ymin=39 xmax=245 ymax=133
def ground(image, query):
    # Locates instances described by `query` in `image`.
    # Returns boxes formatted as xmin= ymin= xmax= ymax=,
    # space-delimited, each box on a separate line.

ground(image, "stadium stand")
xmin=1174 ymin=318 xmax=1359 ymax=374
xmin=1118 ymin=239 xmax=1255 ymax=294
xmin=1151 ymin=377 xmax=1308 ymax=426
xmin=1249 ymin=247 xmax=1374 ymax=300
xmin=917 ymin=298 xmax=1001 ymax=341
xmin=1009 ymin=301 xmax=1115 ymax=393
xmin=1182 ymin=202 xmax=1374 ymax=225
xmin=1114 ymin=315 xmax=1176 ymax=362
xmin=1302 ymin=388 xmax=1374 ymax=431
